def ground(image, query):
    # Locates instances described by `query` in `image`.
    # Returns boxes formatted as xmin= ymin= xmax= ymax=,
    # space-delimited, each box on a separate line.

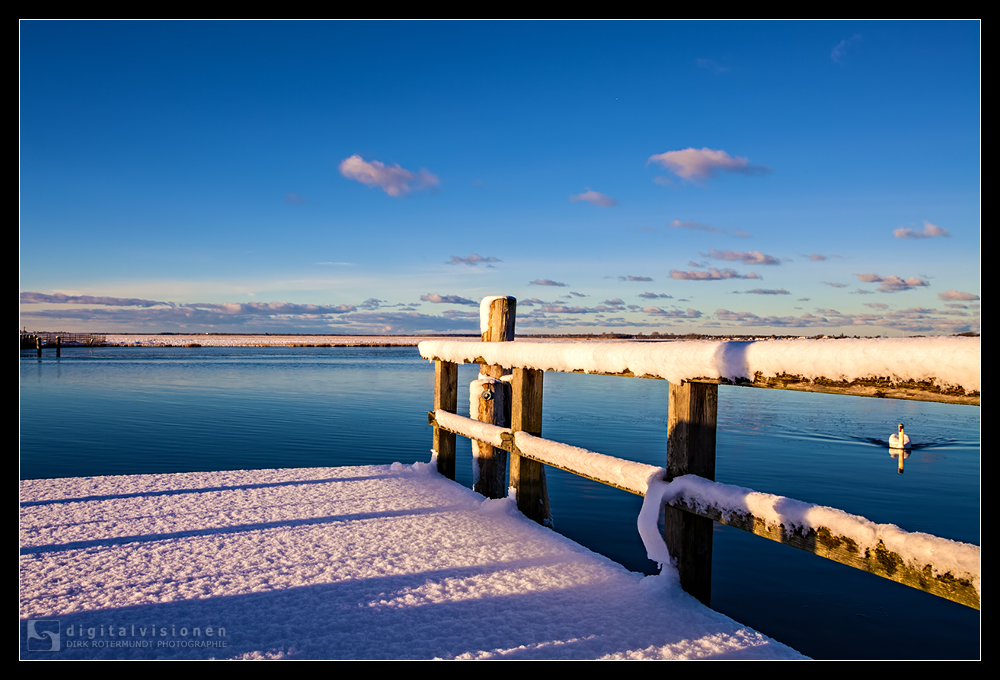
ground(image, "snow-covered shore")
xmin=20 ymin=464 xmax=805 ymax=660
xmin=102 ymin=334 xmax=473 ymax=347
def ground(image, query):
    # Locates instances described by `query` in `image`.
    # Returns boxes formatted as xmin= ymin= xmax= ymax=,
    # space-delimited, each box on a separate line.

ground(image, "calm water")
xmin=19 ymin=345 xmax=981 ymax=659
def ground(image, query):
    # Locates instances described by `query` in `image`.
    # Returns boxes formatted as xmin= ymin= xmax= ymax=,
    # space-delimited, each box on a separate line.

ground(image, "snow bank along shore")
xmin=102 ymin=334 xmax=466 ymax=347
xmin=19 ymin=465 xmax=805 ymax=660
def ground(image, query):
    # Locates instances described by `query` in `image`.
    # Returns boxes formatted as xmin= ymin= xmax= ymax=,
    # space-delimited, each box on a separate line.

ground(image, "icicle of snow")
xmin=638 ymin=471 xmax=675 ymax=576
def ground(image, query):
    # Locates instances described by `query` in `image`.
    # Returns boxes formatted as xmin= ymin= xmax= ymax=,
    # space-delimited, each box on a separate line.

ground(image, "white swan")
xmin=889 ymin=423 xmax=911 ymax=449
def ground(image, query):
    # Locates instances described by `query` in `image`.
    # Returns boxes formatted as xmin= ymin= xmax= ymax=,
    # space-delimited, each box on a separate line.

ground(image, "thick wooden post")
xmin=433 ymin=360 xmax=458 ymax=479
xmin=56 ymin=336 xmax=61 ymax=357
xmin=473 ymin=379 xmax=507 ymax=497
xmin=665 ymin=380 xmax=718 ymax=605
xmin=510 ymin=367 xmax=551 ymax=525
xmin=474 ymin=296 xmax=516 ymax=499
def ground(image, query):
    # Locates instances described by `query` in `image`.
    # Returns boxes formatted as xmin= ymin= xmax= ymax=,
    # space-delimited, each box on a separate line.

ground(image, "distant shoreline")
xmin=23 ymin=330 xmax=941 ymax=348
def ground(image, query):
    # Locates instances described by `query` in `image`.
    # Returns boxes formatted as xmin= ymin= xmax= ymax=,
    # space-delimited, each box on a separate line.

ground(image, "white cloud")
xmin=893 ymin=222 xmax=951 ymax=239
xmin=338 ymin=155 xmax=439 ymax=197
xmin=703 ymin=248 xmax=780 ymax=265
xmin=856 ymin=273 xmax=930 ymax=293
xmin=420 ymin=293 xmax=477 ymax=306
xmin=647 ymin=148 xmax=769 ymax=183
xmin=569 ymin=188 xmax=617 ymax=207
xmin=938 ymin=290 xmax=979 ymax=301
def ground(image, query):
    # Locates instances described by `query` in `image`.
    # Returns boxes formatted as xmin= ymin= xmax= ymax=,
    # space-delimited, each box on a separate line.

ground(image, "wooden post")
xmin=665 ymin=380 xmax=718 ymax=605
xmin=433 ymin=360 xmax=458 ymax=479
xmin=474 ymin=297 xmax=516 ymax=499
xmin=36 ymin=336 xmax=42 ymax=357
xmin=510 ymin=367 xmax=551 ymax=525
xmin=473 ymin=379 xmax=507 ymax=497
xmin=56 ymin=336 xmax=61 ymax=357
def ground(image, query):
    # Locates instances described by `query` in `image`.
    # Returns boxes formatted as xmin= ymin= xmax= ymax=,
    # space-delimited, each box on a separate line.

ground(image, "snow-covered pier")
xmin=19 ymin=465 xmax=805 ymax=660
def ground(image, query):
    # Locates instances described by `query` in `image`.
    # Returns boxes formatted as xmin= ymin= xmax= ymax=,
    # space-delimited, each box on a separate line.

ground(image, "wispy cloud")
xmin=893 ymin=222 xmax=950 ymax=239
xmin=856 ymin=273 xmax=930 ymax=292
xmin=618 ymin=275 xmax=653 ymax=282
xmin=529 ymin=279 xmax=567 ymax=287
xmin=823 ymin=281 xmax=849 ymax=288
xmin=447 ymin=253 xmax=501 ymax=267
xmin=338 ymin=154 xmax=439 ymax=197
xmin=569 ymin=188 xmax=617 ymax=207
xmin=420 ymin=293 xmax=477 ymax=305
xmin=643 ymin=307 xmax=702 ymax=318
xmin=938 ymin=290 xmax=979 ymax=301
xmin=731 ymin=288 xmax=790 ymax=295
xmin=638 ymin=292 xmax=673 ymax=299
xmin=696 ymin=58 xmax=729 ymax=74
xmin=671 ymin=268 xmax=761 ymax=280
xmin=647 ymin=148 xmax=770 ymax=183
xmin=20 ymin=292 xmax=169 ymax=307
xmin=284 ymin=192 xmax=306 ymax=205
xmin=669 ymin=219 xmax=725 ymax=234
xmin=832 ymin=34 xmax=862 ymax=63
xmin=703 ymin=248 xmax=780 ymax=265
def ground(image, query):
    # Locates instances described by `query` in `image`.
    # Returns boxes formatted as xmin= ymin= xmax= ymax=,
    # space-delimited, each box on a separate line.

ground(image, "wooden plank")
xmin=667 ymin=497 xmax=980 ymax=610
xmin=433 ymin=360 xmax=458 ymax=480
xmin=510 ymin=367 xmax=551 ymax=525
xmin=665 ymin=381 xmax=718 ymax=606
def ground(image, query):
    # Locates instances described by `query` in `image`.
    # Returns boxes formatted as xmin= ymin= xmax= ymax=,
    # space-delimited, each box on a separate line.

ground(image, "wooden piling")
xmin=475 ymin=297 xmax=517 ymax=499
xmin=665 ymin=380 xmax=719 ymax=606
xmin=473 ymin=379 xmax=508 ymax=497
xmin=433 ymin=360 xmax=458 ymax=479
xmin=510 ymin=367 xmax=551 ymax=524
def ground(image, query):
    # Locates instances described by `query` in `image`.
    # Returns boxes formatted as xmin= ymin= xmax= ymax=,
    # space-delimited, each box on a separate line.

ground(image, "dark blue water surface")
xmin=19 ymin=345 xmax=981 ymax=659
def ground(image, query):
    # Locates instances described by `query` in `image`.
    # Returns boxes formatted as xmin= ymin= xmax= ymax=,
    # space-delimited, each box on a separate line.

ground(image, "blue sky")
xmin=19 ymin=20 xmax=980 ymax=336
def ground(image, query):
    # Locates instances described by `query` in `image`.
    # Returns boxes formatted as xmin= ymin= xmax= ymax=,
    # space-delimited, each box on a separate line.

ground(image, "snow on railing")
xmin=419 ymin=336 xmax=980 ymax=404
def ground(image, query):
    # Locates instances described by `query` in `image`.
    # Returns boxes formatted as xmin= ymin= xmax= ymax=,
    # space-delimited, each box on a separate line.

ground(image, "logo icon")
xmin=26 ymin=620 xmax=60 ymax=652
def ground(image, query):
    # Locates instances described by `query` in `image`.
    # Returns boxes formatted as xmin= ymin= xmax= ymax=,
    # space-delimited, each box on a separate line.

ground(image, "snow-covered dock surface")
xmin=20 ymin=464 xmax=805 ymax=660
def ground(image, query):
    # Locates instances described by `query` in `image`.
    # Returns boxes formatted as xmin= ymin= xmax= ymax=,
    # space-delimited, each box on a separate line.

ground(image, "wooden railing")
xmin=420 ymin=296 xmax=980 ymax=610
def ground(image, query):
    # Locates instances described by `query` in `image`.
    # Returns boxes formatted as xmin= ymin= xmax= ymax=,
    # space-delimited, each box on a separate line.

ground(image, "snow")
xmin=102 ymin=334 xmax=474 ymax=347
xmin=479 ymin=296 xmax=514 ymax=334
xmin=513 ymin=431 xmax=661 ymax=496
xmin=19 ymin=465 xmax=805 ymax=660
xmin=419 ymin=336 xmax=980 ymax=393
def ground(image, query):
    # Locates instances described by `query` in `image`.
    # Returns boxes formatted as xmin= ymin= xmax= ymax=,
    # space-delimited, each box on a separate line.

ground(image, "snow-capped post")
xmin=511 ymin=366 xmax=551 ymax=525
xmin=665 ymin=380 xmax=719 ymax=606
xmin=475 ymin=296 xmax=517 ymax=499
xmin=433 ymin=359 xmax=458 ymax=479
